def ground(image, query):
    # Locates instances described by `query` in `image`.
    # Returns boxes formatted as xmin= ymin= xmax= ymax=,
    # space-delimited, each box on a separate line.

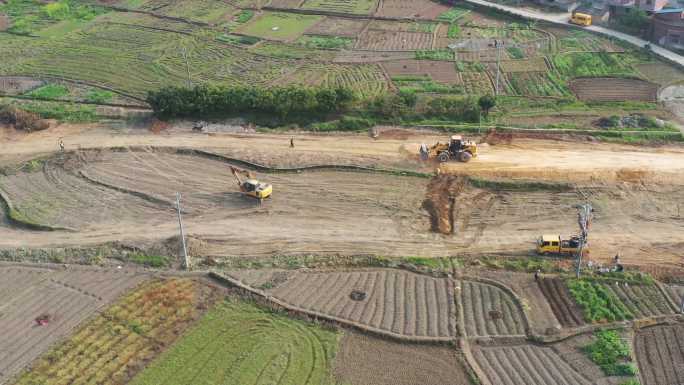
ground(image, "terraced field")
xmin=664 ymin=284 xmax=684 ymax=306
xmin=374 ymin=0 xmax=451 ymax=19
xmin=130 ymin=298 xmax=339 ymax=385
xmin=473 ymin=344 xmax=593 ymax=385
xmin=383 ymin=60 xmax=462 ymax=84
xmin=334 ymin=331 xmax=471 ymax=385
xmin=599 ymin=282 xmax=675 ymax=318
xmin=569 ymin=78 xmax=659 ymax=102
xmin=461 ymin=280 xmax=525 ymax=337
xmin=281 ymin=62 xmax=390 ymax=98
xmin=356 ymin=30 xmax=433 ymax=51
xmin=301 ymin=0 xmax=378 ymax=15
xmin=2 ymin=266 xmax=147 ymax=385
xmin=635 ymin=324 xmax=684 ymax=385
xmin=537 ymin=277 xmax=584 ymax=328
xmin=252 ymin=269 xmax=457 ymax=338
xmin=304 ymin=17 xmax=368 ymax=37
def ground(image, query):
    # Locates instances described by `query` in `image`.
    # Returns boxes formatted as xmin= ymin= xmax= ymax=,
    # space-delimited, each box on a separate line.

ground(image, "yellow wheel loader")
xmin=421 ymin=135 xmax=478 ymax=163
xmin=230 ymin=166 xmax=272 ymax=200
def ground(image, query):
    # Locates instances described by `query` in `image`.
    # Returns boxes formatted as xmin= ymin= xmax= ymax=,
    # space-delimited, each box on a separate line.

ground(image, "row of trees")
xmin=147 ymin=85 xmax=355 ymax=120
xmin=147 ymin=85 xmax=497 ymax=124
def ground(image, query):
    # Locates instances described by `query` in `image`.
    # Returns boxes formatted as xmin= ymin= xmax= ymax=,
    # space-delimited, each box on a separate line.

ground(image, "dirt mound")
xmin=0 ymin=105 xmax=49 ymax=132
xmin=482 ymin=128 xmax=513 ymax=145
xmin=162 ymin=235 xmax=208 ymax=257
xmin=422 ymin=175 xmax=467 ymax=234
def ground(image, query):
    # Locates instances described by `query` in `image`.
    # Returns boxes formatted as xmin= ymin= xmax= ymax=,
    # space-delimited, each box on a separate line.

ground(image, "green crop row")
xmin=567 ymin=279 xmax=633 ymax=322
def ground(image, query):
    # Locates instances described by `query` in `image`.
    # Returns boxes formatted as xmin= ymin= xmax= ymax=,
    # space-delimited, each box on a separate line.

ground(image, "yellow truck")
xmin=570 ymin=12 xmax=592 ymax=26
xmin=536 ymin=234 xmax=585 ymax=255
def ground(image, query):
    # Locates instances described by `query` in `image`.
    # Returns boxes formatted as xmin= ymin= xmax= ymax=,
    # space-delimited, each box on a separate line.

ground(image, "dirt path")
xmin=0 ymin=124 xmax=683 ymax=268
xmin=2 ymin=124 xmax=684 ymax=183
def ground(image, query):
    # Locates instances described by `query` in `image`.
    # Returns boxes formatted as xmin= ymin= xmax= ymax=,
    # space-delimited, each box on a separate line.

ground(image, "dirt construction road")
xmin=1 ymin=124 xmax=683 ymax=268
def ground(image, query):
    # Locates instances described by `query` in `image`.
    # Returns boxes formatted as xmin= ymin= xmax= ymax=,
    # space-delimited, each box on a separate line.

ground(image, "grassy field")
xmin=129 ymin=298 xmax=339 ymax=385
xmin=301 ymin=0 xmax=378 ymax=15
xmin=14 ymin=279 xmax=216 ymax=385
xmin=238 ymin=12 xmax=323 ymax=41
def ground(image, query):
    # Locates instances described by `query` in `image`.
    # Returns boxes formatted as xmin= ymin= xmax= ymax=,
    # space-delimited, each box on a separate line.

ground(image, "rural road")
xmin=463 ymin=0 xmax=684 ymax=67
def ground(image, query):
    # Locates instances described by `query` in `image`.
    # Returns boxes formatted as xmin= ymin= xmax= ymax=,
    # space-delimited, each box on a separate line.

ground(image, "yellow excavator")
xmin=230 ymin=166 xmax=272 ymax=200
xmin=421 ymin=135 xmax=478 ymax=163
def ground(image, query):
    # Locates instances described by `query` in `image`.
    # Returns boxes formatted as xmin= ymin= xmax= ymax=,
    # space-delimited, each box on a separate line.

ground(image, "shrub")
xmin=427 ymin=96 xmax=479 ymax=122
xmin=129 ymin=253 xmax=168 ymax=268
xmin=85 ymin=89 xmax=114 ymax=104
xmin=147 ymin=85 xmax=355 ymax=120
xmin=26 ymin=84 xmax=69 ymax=99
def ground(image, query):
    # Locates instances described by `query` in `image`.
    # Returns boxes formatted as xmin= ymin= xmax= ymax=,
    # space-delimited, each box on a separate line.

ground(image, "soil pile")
xmin=0 ymin=106 xmax=49 ymax=132
xmin=422 ymin=175 xmax=466 ymax=234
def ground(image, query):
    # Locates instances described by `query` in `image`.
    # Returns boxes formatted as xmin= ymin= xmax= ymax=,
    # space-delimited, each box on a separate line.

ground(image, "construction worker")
xmin=290 ymin=137 xmax=294 ymax=148
xmin=534 ymin=269 xmax=540 ymax=281
xmin=58 ymin=138 xmax=65 ymax=152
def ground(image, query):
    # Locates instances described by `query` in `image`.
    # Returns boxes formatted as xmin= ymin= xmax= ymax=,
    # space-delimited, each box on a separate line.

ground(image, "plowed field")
xmin=0 ymin=266 xmax=147 ymax=384
xmin=334 ymin=331 xmax=471 ymax=385
xmin=461 ymin=280 xmax=525 ymax=337
xmin=304 ymin=17 xmax=368 ymax=37
xmin=356 ymin=30 xmax=433 ymax=51
xmin=537 ymin=277 xmax=584 ymax=328
xmin=251 ymin=269 xmax=457 ymax=338
xmin=473 ymin=344 xmax=594 ymax=385
xmin=599 ymin=282 xmax=675 ymax=319
xmin=569 ymin=78 xmax=659 ymax=102
xmin=635 ymin=324 xmax=684 ymax=385
xmin=383 ymin=59 xmax=462 ymax=84
xmin=374 ymin=0 xmax=450 ymax=19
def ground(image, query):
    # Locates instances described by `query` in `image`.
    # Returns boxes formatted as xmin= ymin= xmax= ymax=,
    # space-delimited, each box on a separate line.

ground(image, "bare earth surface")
xmin=0 ymin=124 xmax=683 ymax=268
xmin=0 ymin=264 xmax=147 ymax=384
xmin=333 ymin=331 xmax=472 ymax=385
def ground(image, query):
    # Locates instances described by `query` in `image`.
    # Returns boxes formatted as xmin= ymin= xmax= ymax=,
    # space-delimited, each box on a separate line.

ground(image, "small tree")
xmin=478 ymin=94 xmax=496 ymax=118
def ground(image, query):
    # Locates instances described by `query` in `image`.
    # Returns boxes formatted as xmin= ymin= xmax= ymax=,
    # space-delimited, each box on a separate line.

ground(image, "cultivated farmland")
xmin=635 ymin=324 xmax=684 ymax=385
xmin=537 ymin=277 xmax=585 ymax=328
xmin=129 ymin=298 xmax=339 ymax=385
xmin=334 ymin=331 xmax=472 ymax=385
xmin=233 ymin=269 xmax=457 ymax=338
xmin=599 ymin=282 xmax=675 ymax=318
xmin=383 ymin=59 xmax=462 ymax=84
xmin=280 ymin=62 xmax=390 ymax=98
xmin=1 ymin=266 xmax=147 ymax=385
xmin=303 ymin=17 xmax=368 ymax=37
xmin=473 ymin=344 xmax=594 ymax=385
xmin=237 ymin=12 xmax=323 ymax=41
xmin=461 ymin=280 xmax=526 ymax=337
xmin=301 ymin=0 xmax=378 ymax=15
xmin=569 ymin=78 xmax=659 ymax=102
xmin=356 ymin=30 xmax=433 ymax=51
xmin=374 ymin=0 xmax=451 ymax=19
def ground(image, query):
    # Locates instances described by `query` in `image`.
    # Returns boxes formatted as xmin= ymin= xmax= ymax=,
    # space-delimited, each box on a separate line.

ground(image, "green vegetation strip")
xmin=130 ymin=299 xmax=339 ymax=385
xmin=584 ymin=330 xmax=638 ymax=377
xmin=567 ymin=279 xmax=633 ymax=323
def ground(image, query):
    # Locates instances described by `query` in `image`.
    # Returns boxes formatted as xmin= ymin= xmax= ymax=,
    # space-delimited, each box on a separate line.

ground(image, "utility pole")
xmin=575 ymin=203 xmax=592 ymax=278
xmin=176 ymin=192 xmax=189 ymax=270
xmin=495 ymin=39 xmax=502 ymax=96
